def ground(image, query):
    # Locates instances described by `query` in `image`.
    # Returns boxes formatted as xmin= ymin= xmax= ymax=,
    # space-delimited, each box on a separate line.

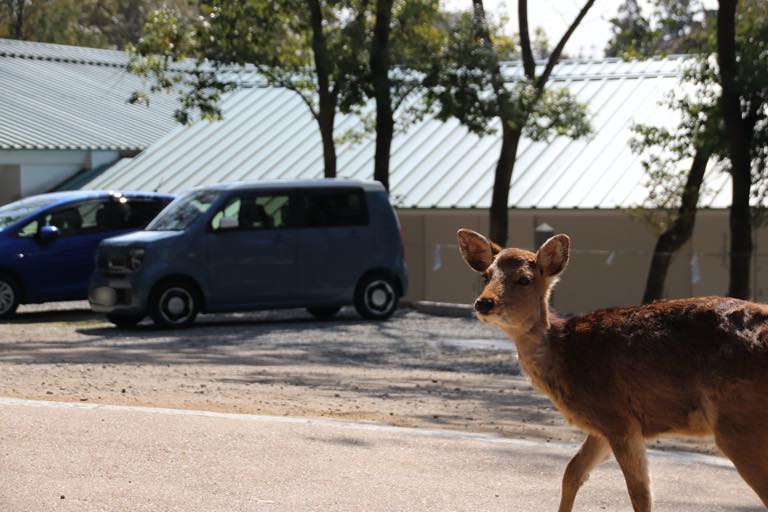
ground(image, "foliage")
xmin=338 ymin=0 xmax=445 ymax=143
xmin=630 ymin=0 xmax=768 ymax=230
xmin=605 ymin=0 xmax=712 ymax=58
xmin=128 ymin=1 xmax=441 ymax=131
xmin=422 ymin=9 xmax=591 ymax=141
xmin=0 ymin=0 xmax=195 ymax=49
xmin=128 ymin=1 xmax=350 ymax=122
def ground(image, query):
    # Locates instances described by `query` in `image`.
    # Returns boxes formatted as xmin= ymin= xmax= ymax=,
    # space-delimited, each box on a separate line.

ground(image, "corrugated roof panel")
xmin=413 ymin=130 xmax=496 ymax=208
xmin=81 ymin=55 xmax=734 ymax=210
xmin=434 ymin=141 xmax=499 ymax=208
xmin=506 ymin=78 xmax=606 ymax=207
xmin=0 ymin=38 xmax=178 ymax=151
xmin=573 ymin=78 xmax=681 ymax=208
xmin=538 ymin=76 xmax=660 ymax=207
xmin=160 ymin=90 xmax=285 ymax=188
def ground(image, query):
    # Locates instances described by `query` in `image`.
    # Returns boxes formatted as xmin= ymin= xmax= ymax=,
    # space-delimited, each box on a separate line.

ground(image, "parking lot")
xmin=0 ymin=302 xmax=715 ymax=453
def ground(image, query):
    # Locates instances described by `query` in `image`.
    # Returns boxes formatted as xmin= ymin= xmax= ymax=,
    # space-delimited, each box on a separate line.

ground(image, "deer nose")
xmin=474 ymin=298 xmax=495 ymax=315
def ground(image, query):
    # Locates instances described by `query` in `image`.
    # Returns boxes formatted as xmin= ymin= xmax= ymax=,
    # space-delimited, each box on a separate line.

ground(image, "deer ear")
xmin=457 ymin=229 xmax=500 ymax=272
xmin=536 ymin=234 xmax=570 ymax=277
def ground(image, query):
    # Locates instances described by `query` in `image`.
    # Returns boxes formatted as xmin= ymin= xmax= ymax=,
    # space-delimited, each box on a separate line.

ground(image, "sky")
xmin=440 ymin=0 xmax=717 ymax=59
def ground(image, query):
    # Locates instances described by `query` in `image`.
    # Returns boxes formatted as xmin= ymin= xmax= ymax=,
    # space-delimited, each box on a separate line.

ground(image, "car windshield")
xmin=0 ymin=196 xmax=59 ymax=231
xmin=146 ymin=190 xmax=220 ymax=231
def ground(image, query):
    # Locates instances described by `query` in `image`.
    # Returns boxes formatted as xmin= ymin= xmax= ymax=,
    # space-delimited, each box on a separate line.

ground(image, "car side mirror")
xmin=218 ymin=216 xmax=239 ymax=230
xmin=38 ymin=225 xmax=60 ymax=243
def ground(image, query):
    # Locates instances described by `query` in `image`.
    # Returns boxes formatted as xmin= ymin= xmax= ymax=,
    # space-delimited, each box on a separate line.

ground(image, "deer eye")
xmin=482 ymin=273 xmax=491 ymax=285
xmin=517 ymin=277 xmax=530 ymax=286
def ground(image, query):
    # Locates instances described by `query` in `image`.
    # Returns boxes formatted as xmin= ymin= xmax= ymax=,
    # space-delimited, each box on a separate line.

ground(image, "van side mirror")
xmin=38 ymin=225 xmax=60 ymax=243
xmin=218 ymin=216 xmax=239 ymax=230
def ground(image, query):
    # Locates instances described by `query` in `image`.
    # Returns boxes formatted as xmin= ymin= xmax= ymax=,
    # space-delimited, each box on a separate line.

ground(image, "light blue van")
xmin=89 ymin=180 xmax=407 ymax=327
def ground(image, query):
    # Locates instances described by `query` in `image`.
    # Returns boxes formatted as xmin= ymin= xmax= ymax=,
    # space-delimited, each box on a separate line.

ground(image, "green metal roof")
xmin=0 ymin=39 xmax=179 ymax=151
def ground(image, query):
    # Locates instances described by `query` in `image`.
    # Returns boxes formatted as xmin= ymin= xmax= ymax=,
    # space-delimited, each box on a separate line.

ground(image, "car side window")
xmin=302 ymin=189 xmax=368 ymax=227
xmin=17 ymin=219 xmax=39 ymax=238
xmin=211 ymin=194 xmax=295 ymax=232
xmin=88 ymin=198 xmax=168 ymax=231
xmin=40 ymin=200 xmax=109 ymax=237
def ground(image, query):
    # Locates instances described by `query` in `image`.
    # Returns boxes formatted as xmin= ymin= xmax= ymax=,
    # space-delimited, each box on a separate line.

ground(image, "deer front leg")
xmin=558 ymin=434 xmax=611 ymax=512
xmin=608 ymin=432 xmax=652 ymax=512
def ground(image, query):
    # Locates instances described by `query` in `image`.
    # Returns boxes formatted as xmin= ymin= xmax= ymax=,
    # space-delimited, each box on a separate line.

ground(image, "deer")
xmin=456 ymin=228 xmax=768 ymax=511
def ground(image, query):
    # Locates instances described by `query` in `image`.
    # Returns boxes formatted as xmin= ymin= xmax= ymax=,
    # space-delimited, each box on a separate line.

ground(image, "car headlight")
xmin=128 ymin=248 xmax=145 ymax=271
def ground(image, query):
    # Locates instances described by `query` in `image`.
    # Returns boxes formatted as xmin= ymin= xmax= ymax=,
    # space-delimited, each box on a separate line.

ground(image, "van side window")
xmin=303 ymin=189 xmax=368 ymax=227
xmin=124 ymin=199 xmax=169 ymax=228
xmin=211 ymin=194 xmax=295 ymax=231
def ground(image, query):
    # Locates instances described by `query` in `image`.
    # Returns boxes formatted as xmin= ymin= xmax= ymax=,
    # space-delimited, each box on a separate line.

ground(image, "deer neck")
xmin=500 ymin=297 xmax=563 ymax=396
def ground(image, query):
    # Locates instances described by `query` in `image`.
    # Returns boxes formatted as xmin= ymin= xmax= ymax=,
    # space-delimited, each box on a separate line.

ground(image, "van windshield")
xmin=0 ymin=196 xmax=58 ymax=231
xmin=146 ymin=190 xmax=220 ymax=231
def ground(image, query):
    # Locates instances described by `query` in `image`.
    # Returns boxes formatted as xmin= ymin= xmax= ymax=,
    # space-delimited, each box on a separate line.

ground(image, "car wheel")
xmin=307 ymin=306 xmax=341 ymax=320
xmin=106 ymin=313 xmax=144 ymax=328
xmin=354 ymin=273 xmax=398 ymax=320
xmin=149 ymin=280 xmax=199 ymax=328
xmin=0 ymin=273 xmax=20 ymax=319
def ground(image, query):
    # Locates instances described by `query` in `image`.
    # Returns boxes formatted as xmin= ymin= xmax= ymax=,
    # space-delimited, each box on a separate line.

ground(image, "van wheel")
xmin=0 ymin=273 xmax=20 ymax=319
xmin=307 ymin=306 xmax=341 ymax=320
xmin=354 ymin=274 xmax=398 ymax=320
xmin=106 ymin=313 xmax=144 ymax=328
xmin=149 ymin=280 xmax=199 ymax=328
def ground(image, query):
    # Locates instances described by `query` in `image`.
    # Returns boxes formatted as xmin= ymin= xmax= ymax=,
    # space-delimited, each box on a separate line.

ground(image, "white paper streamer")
xmin=433 ymin=243 xmax=442 ymax=272
xmin=690 ymin=253 xmax=702 ymax=285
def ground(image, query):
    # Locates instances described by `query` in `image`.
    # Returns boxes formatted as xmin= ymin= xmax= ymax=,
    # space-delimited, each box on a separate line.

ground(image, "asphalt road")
xmin=0 ymin=397 xmax=763 ymax=512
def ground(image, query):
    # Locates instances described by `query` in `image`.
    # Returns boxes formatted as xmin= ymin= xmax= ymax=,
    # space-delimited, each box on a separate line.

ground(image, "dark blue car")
xmin=0 ymin=191 xmax=174 ymax=318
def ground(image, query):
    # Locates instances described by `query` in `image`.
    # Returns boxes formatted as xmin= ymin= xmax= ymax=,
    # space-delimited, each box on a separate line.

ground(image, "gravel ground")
xmin=1 ymin=301 xmax=717 ymax=454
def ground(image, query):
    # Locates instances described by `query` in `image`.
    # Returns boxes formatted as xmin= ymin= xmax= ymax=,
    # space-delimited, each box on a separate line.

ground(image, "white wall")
xmin=0 ymin=149 xmax=120 ymax=199
xmin=20 ymin=164 xmax=82 ymax=196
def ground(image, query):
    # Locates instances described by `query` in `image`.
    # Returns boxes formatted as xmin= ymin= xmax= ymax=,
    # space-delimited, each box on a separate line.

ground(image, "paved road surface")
xmin=0 ymin=398 xmax=763 ymax=512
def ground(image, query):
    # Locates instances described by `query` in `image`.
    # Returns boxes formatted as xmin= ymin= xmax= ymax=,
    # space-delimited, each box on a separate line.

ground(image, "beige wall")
xmin=397 ymin=208 xmax=767 ymax=315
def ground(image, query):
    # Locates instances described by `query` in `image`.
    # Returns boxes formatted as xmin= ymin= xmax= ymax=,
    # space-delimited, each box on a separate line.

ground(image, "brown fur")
xmin=456 ymin=228 xmax=768 ymax=512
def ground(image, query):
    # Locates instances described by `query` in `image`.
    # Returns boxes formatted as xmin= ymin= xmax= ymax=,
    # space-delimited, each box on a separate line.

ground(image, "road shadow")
xmin=1 ymin=306 xmax=516 ymax=372
xmin=0 ymin=306 xmax=537 ymax=436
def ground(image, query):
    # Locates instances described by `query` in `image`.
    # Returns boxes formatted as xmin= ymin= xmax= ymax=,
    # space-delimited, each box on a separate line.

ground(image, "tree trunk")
xmin=307 ymin=0 xmax=337 ymax=178
xmin=717 ymin=0 xmax=752 ymax=299
xmin=371 ymin=0 xmax=394 ymax=191
xmin=477 ymin=0 xmax=594 ymax=246
xmin=318 ymin=109 xmax=337 ymax=179
xmin=488 ymin=126 xmax=522 ymax=246
xmin=11 ymin=0 xmax=25 ymax=39
xmin=642 ymin=149 xmax=710 ymax=304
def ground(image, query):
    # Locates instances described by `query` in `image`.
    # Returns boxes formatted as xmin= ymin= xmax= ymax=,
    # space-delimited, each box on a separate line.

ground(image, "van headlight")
xmin=128 ymin=248 xmax=145 ymax=271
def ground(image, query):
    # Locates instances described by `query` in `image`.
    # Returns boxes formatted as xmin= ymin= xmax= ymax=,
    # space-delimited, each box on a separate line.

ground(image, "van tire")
xmin=354 ymin=273 xmax=398 ymax=320
xmin=106 ymin=313 xmax=144 ymax=328
xmin=307 ymin=306 xmax=341 ymax=320
xmin=0 ymin=273 xmax=20 ymax=319
xmin=149 ymin=280 xmax=199 ymax=328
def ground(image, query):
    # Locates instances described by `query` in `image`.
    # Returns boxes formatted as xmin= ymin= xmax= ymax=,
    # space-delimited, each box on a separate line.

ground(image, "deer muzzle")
xmin=474 ymin=297 xmax=495 ymax=315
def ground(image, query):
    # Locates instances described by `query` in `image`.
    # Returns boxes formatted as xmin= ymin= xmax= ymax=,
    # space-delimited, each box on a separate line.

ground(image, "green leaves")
xmin=605 ymin=0 xmax=711 ymax=58
xmin=630 ymin=0 xmax=768 ymax=226
xmin=421 ymin=8 xmax=591 ymax=142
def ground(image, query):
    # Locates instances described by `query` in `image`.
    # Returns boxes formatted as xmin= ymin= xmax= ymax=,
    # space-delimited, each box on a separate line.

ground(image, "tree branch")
xmin=260 ymin=65 xmax=319 ymax=120
xmin=536 ymin=0 xmax=596 ymax=91
xmin=471 ymin=0 xmax=507 ymax=117
xmin=392 ymin=81 xmax=420 ymax=113
xmin=518 ymin=0 xmax=536 ymax=80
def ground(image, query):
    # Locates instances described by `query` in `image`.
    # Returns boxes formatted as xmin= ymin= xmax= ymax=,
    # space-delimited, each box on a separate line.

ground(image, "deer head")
xmin=456 ymin=229 xmax=570 ymax=334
